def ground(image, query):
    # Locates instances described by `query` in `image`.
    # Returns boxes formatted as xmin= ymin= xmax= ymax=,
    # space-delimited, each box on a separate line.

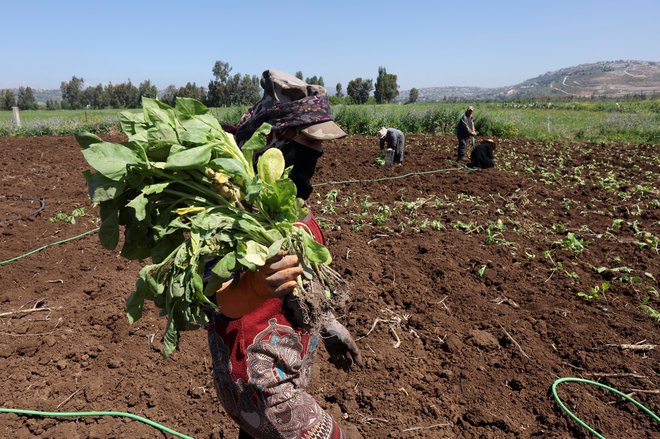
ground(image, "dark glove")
xmin=321 ymin=317 xmax=363 ymax=371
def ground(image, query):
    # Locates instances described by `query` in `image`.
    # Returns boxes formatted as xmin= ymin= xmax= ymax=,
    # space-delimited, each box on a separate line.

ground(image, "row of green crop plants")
xmin=1 ymin=101 xmax=659 ymax=144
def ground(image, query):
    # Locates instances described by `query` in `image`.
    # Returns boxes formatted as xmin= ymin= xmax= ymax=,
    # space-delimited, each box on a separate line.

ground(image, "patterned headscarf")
xmin=233 ymin=69 xmax=345 ymax=151
xmin=234 ymin=94 xmax=334 ymax=147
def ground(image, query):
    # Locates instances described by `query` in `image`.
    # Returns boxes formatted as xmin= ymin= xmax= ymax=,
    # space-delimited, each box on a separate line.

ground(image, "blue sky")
xmin=3 ymin=0 xmax=659 ymax=91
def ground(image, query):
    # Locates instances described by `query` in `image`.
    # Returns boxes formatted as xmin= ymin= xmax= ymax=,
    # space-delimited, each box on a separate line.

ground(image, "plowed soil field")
xmin=0 ymin=134 xmax=658 ymax=438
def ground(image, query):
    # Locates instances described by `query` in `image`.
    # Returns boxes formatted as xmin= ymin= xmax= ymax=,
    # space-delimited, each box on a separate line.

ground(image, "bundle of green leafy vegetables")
xmin=77 ymin=97 xmax=346 ymax=357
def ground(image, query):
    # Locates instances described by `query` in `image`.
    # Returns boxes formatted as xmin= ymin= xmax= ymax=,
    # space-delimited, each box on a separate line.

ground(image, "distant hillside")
xmin=5 ymin=88 xmax=62 ymax=104
xmin=398 ymin=60 xmax=660 ymax=102
xmin=33 ymin=89 xmax=62 ymax=103
xmin=18 ymin=60 xmax=660 ymax=106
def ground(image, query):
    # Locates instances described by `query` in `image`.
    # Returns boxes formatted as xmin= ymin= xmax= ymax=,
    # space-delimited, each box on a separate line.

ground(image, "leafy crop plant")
xmin=77 ymin=97 xmax=347 ymax=357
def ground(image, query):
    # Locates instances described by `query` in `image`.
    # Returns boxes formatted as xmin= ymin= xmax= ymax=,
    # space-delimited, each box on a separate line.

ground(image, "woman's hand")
xmin=245 ymin=252 xmax=303 ymax=300
xmin=215 ymin=252 xmax=303 ymax=318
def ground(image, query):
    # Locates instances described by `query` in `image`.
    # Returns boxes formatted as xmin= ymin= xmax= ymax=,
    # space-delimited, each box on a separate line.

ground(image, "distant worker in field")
xmin=468 ymin=138 xmax=497 ymax=169
xmin=455 ymin=105 xmax=477 ymax=161
xmin=378 ymin=127 xmax=405 ymax=165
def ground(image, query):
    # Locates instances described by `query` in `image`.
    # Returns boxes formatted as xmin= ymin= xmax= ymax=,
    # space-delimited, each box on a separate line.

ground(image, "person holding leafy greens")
xmin=205 ymin=70 xmax=363 ymax=439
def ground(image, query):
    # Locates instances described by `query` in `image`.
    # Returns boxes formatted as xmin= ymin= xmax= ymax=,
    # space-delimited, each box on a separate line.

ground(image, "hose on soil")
xmin=0 ymin=228 xmax=100 ymax=266
xmin=552 ymin=377 xmax=659 ymax=439
xmin=0 ymin=195 xmax=46 ymax=221
xmin=0 ymin=407 xmax=193 ymax=439
xmin=312 ymin=165 xmax=472 ymax=188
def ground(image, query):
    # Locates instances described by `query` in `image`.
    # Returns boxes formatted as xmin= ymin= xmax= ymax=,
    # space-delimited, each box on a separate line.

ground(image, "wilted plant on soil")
xmin=49 ymin=206 xmax=86 ymax=224
xmin=555 ymin=232 xmax=590 ymax=255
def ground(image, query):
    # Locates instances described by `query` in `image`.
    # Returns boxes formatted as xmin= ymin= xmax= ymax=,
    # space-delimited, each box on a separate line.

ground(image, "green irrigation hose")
xmin=312 ymin=165 xmax=470 ymax=188
xmin=0 ymin=407 xmax=193 ymax=439
xmin=0 ymin=227 xmax=100 ymax=266
xmin=552 ymin=377 xmax=660 ymax=439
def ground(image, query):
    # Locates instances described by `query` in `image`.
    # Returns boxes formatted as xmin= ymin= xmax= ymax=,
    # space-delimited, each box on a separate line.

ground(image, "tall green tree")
xmin=238 ymin=74 xmax=261 ymax=105
xmin=207 ymin=60 xmax=232 ymax=106
xmin=407 ymin=87 xmax=419 ymax=104
xmin=160 ymin=85 xmax=178 ymax=106
xmin=207 ymin=60 xmax=260 ymax=106
xmin=335 ymin=83 xmax=343 ymax=97
xmin=374 ymin=66 xmax=398 ymax=104
xmin=83 ymin=84 xmax=107 ymax=109
xmin=45 ymin=98 xmax=60 ymax=110
xmin=106 ymin=81 xmax=140 ymax=108
xmin=138 ymin=80 xmax=158 ymax=100
xmin=305 ymin=75 xmax=324 ymax=86
xmin=60 ymin=76 xmax=85 ymax=109
xmin=17 ymin=86 xmax=38 ymax=110
xmin=1 ymin=89 xmax=17 ymax=110
xmin=177 ymin=82 xmax=206 ymax=102
xmin=346 ymin=78 xmax=373 ymax=104
xmin=295 ymin=71 xmax=304 ymax=80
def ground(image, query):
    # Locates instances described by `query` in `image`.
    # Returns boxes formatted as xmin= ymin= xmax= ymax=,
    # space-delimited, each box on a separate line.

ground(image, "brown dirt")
xmin=0 ymin=134 xmax=658 ymax=439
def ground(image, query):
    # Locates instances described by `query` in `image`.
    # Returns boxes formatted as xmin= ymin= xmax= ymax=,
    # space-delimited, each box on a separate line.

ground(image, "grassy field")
xmin=333 ymin=100 xmax=660 ymax=144
xmin=1 ymin=100 xmax=658 ymax=144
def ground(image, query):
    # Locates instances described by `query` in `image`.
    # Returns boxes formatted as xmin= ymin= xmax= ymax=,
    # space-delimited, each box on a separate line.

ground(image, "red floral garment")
xmin=207 ymin=212 xmax=346 ymax=439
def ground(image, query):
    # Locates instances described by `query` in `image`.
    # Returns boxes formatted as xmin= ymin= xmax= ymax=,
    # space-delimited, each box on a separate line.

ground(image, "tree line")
xmin=1 ymin=87 xmax=39 ymax=111
xmin=1 ymin=62 xmax=415 ymax=111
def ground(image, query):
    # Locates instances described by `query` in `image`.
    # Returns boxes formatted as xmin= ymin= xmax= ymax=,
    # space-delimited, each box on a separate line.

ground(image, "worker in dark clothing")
xmin=455 ymin=106 xmax=476 ymax=161
xmin=378 ymin=127 xmax=405 ymax=164
xmin=468 ymin=138 xmax=496 ymax=169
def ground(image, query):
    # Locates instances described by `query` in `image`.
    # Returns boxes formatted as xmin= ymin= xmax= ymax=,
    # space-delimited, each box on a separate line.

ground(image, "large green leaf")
xmin=164 ymin=144 xmax=212 ymax=170
xmin=140 ymin=264 xmax=166 ymax=298
xmin=120 ymin=221 xmax=153 ymax=260
xmin=190 ymin=211 xmax=234 ymax=233
xmin=75 ymin=132 xmax=103 ymax=149
xmin=259 ymin=179 xmax=298 ymax=222
xmin=147 ymin=122 xmax=178 ymax=145
xmin=128 ymin=130 xmax=149 ymax=146
xmin=267 ymin=238 xmax=285 ymax=259
xmin=162 ymin=312 xmax=180 ymax=358
xmin=118 ymin=110 xmax=146 ymax=135
xmin=175 ymin=97 xmax=208 ymax=119
xmin=142 ymin=182 xmax=169 ymax=195
xmin=142 ymin=97 xmax=176 ymax=126
xmin=303 ymin=233 xmax=332 ymax=265
xmin=211 ymin=251 xmax=237 ymax=280
xmin=82 ymin=142 xmax=141 ymax=181
xmin=150 ymin=233 xmax=185 ymax=264
xmin=127 ymin=193 xmax=149 ymax=221
xmin=83 ymin=170 xmax=125 ymax=203
xmin=240 ymin=123 xmax=271 ymax=165
xmin=170 ymin=275 xmax=186 ymax=298
xmin=126 ymin=280 xmax=147 ymax=324
xmin=98 ymin=199 xmax=121 ymax=250
xmin=243 ymin=240 xmax=269 ymax=266
xmin=180 ymin=119 xmax=213 ymax=145
xmin=209 ymin=157 xmax=250 ymax=182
